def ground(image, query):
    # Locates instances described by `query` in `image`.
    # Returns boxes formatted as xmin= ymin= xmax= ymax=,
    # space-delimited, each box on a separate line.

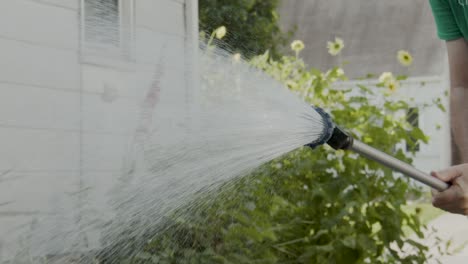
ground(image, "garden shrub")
xmin=110 ymin=39 xmax=446 ymax=264
xmin=199 ymin=0 xmax=291 ymax=59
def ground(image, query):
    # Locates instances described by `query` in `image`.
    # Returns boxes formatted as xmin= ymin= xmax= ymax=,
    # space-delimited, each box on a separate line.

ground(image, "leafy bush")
xmin=104 ymin=37 xmax=448 ymax=264
xmin=199 ymin=0 xmax=290 ymax=58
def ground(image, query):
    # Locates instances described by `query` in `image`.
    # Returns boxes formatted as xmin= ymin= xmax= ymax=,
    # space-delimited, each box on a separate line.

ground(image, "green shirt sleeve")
xmin=429 ymin=0 xmax=463 ymax=40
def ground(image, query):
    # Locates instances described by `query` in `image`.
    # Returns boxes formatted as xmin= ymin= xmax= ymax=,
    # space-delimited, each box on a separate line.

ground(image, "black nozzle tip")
xmin=327 ymin=126 xmax=353 ymax=150
xmin=305 ymin=106 xmax=353 ymax=150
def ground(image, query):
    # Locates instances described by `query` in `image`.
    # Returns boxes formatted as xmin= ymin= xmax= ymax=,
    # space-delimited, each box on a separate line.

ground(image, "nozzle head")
xmin=305 ymin=106 xmax=353 ymax=150
xmin=327 ymin=126 xmax=353 ymax=150
xmin=305 ymin=106 xmax=335 ymax=149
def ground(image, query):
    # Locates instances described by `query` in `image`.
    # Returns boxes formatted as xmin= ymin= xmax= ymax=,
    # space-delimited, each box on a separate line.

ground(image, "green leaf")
xmin=396 ymin=75 xmax=408 ymax=81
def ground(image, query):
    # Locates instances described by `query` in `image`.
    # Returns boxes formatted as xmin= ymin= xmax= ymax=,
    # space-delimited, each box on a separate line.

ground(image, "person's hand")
xmin=431 ymin=163 xmax=468 ymax=215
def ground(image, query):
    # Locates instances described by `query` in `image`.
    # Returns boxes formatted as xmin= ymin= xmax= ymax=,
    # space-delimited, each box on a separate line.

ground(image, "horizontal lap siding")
xmin=0 ymin=0 xmax=81 ymax=183
xmin=0 ymin=39 xmax=80 ymax=91
xmin=0 ymin=0 xmax=191 ymax=259
xmin=28 ymin=0 xmax=79 ymax=10
xmin=0 ymin=0 xmax=78 ymax=49
xmin=0 ymin=0 xmax=84 ymax=259
xmin=0 ymin=83 xmax=80 ymax=131
xmin=0 ymin=0 xmax=80 ymax=178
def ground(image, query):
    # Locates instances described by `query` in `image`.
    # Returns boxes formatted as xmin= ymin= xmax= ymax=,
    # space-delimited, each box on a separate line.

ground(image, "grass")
xmin=400 ymin=200 xmax=446 ymax=238
xmin=403 ymin=202 xmax=445 ymax=226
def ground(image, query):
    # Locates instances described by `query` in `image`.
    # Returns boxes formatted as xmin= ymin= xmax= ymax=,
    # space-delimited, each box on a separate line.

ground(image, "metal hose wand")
xmin=307 ymin=107 xmax=450 ymax=192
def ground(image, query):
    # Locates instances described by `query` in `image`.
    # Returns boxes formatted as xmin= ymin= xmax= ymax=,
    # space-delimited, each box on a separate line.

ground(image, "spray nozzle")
xmin=304 ymin=106 xmax=450 ymax=191
xmin=305 ymin=106 xmax=353 ymax=150
xmin=326 ymin=126 xmax=353 ymax=150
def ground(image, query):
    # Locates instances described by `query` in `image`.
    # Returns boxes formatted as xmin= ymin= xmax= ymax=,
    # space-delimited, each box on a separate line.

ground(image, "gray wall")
xmin=278 ymin=0 xmax=446 ymax=79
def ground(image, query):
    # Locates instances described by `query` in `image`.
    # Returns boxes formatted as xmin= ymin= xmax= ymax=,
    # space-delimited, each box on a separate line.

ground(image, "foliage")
xmin=402 ymin=203 xmax=445 ymax=232
xmin=199 ymin=0 xmax=291 ymax=59
xmin=102 ymin=38 xmax=446 ymax=263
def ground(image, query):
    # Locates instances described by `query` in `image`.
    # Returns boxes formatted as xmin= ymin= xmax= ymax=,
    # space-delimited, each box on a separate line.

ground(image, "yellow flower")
xmin=336 ymin=68 xmax=345 ymax=77
xmin=378 ymin=72 xmax=394 ymax=84
xmin=386 ymin=79 xmax=400 ymax=93
xmin=291 ymin=40 xmax=305 ymax=53
xmin=215 ymin=26 xmax=227 ymax=39
xmin=286 ymin=80 xmax=297 ymax=89
xmin=397 ymin=50 xmax=413 ymax=67
xmin=378 ymin=72 xmax=400 ymax=92
xmin=327 ymin=37 xmax=344 ymax=56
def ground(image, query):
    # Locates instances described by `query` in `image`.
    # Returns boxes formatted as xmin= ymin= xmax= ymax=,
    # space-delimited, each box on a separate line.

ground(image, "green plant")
xmin=102 ymin=38 xmax=447 ymax=263
xmin=199 ymin=0 xmax=291 ymax=59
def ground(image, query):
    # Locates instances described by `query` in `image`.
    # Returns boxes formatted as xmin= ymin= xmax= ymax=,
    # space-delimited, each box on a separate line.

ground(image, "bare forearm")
xmin=446 ymin=39 xmax=468 ymax=163
xmin=450 ymin=87 xmax=468 ymax=163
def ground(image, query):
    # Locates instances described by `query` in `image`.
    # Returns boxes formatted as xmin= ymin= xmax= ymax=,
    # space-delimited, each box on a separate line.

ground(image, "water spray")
xmin=307 ymin=107 xmax=449 ymax=191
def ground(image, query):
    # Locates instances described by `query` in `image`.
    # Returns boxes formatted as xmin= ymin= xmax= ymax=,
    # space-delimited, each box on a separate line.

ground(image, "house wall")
xmin=0 ymin=0 xmax=197 ymax=260
xmin=278 ymin=0 xmax=445 ymax=79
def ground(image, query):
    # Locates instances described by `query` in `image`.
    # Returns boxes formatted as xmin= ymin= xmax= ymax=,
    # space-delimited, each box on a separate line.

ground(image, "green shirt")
xmin=429 ymin=0 xmax=468 ymax=40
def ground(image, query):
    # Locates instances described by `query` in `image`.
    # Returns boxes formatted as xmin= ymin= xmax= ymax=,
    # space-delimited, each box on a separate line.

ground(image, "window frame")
xmin=80 ymin=0 xmax=135 ymax=65
xmin=406 ymin=107 xmax=420 ymax=152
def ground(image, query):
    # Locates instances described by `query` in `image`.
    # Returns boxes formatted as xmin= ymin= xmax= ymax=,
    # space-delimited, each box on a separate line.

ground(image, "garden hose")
xmin=306 ymin=106 xmax=450 ymax=192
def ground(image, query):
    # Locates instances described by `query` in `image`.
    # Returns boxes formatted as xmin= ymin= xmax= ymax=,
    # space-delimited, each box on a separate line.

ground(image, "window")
xmin=84 ymin=0 xmax=121 ymax=47
xmin=406 ymin=107 xmax=420 ymax=152
xmin=81 ymin=0 xmax=134 ymax=59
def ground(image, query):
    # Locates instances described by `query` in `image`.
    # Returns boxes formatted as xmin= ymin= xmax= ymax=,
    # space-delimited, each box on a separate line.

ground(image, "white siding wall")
xmin=0 ymin=1 xmax=81 ymax=259
xmin=0 ymin=0 xmax=195 ymax=260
